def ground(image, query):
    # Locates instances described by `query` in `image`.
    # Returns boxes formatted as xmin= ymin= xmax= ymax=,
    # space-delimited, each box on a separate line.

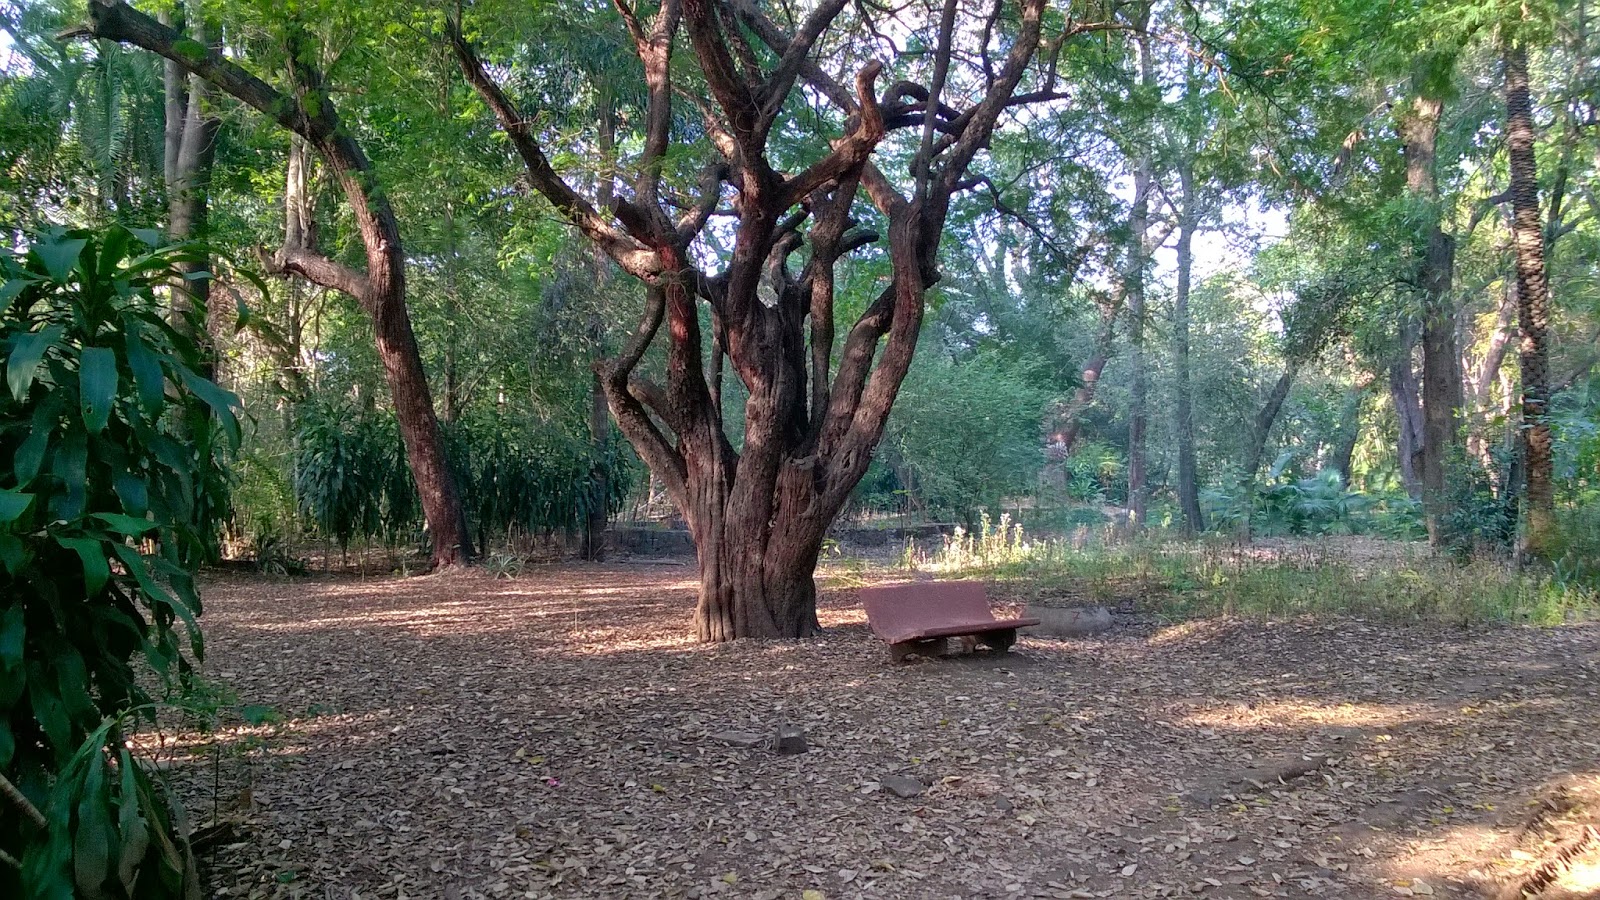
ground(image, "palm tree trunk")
xmin=1504 ymin=38 xmax=1556 ymax=556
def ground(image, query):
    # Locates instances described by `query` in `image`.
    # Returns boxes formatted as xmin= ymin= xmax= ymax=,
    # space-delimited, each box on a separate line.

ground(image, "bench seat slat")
xmin=880 ymin=617 xmax=1040 ymax=645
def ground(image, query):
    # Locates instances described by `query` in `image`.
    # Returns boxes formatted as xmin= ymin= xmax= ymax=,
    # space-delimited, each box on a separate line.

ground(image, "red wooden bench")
xmin=860 ymin=581 xmax=1039 ymax=663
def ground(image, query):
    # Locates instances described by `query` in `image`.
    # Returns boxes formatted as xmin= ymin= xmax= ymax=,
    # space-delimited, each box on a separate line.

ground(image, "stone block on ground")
xmin=880 ymin=775 xmax=925 ymax=798
xmin=1023 ymin=604 xmax=1113 ymax=637
xmin=775 ymin=723 xmax=808 ymax=755
xmin=711 ymin=730 xmax=763 ymax=748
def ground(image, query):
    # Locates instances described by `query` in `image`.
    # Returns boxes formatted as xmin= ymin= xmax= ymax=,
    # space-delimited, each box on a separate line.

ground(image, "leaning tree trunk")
xmin=78 ymin=0 xmax=474 ymax=569
xmin=1504 ymin=38 xmax=1556 ymax=556
xmin=1389 ymin=332 xmax=1426 ymax=498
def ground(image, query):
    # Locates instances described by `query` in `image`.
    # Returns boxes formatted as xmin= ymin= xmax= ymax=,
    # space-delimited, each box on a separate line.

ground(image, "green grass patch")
xmin=888 ymin=520 xmax=1600 ymax=626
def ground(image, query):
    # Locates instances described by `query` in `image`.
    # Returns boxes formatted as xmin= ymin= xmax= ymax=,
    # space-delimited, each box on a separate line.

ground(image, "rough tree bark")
xmin=1390 ymin=339 xmax=1426 ymax=499
xmin=1172 ymin=162 xmax=1203 ymax=533
xmin=79 ymin=0 xmax=473 ymax=568
xmin=452 ymin=0 xmax=1084 ymax=639
xmin=1396 ymin=87 xmax=1463 ymax=545
xmin=1504 ymin=38 xmax=1556 ymax=556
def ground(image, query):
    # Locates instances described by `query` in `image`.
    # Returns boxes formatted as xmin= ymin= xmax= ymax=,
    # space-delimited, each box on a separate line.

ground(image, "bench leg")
xmin=889 ymin=639 xmax=943 ymax=663
xmin=977 ymin=629 xmax=1017 ymax=653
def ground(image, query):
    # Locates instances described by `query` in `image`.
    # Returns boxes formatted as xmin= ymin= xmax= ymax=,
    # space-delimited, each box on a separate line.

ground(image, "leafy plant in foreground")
xmin=1 ymin=227 xmax=239 ymax=898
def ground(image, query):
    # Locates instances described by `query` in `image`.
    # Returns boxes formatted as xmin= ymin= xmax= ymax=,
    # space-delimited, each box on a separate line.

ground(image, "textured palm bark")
xmin=1504 ymin=40 xmax=1556 ymax=556
xmin=1397 ymin=90 xmax=1463 ymax=545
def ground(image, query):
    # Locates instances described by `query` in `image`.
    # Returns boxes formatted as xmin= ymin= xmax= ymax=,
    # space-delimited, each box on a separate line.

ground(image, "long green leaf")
xmin=93 ymin=512 xmax=157 ymax=537
xmin=79 ymin=346 xmax=118 ymax=432
xmin=14 ymin=396 xmax=59 ymax=486
xmin=122 ymin=321 xmax=164 ymax=415
xmin=0 ymin=275 xmax=31 ymax=314
xmin=74 ymin=740 xmax=115 ymax=899
xmin=7 ymin=324 xmax=63 ymax=401
xmin=116 ymin=749 xmax=150 ymax=893
xmin=176 ymin=369 xmax=241 ymax=447
xmin=56 ymin=536 xmax=111 ymax=596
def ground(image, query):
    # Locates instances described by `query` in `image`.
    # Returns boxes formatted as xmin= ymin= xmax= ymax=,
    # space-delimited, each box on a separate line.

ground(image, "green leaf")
xmin=14 ymin=396 xmax=59 ymax=485
xmin=116 ymin=749 xmax=150 ymax=892
xmin=7 ymin=324 xmax=64 ymax=401
xmin=0 ymin=275 xmax=31 ymax=314
xmin=122 ymin=331 xmax=165 ymax=416
xmin=79 ymin=346 xmax=118 ymax=433
xmin=113 ymin=472 xmax=149 ymax=517
xmin=56 ymin=536 xmax=110 ymax=596
xmin=51 ymin=428 xmax=88 ymax=521
xmin=92 ymin=513 xmax=157 ymax=537
xmin=177 ymin=368 xmax=241 ymax=447
xmin=32 ymin=236 xmax=87 ymax=282
xmin=0 ymin=489 xmax=33 ymax=524
xmin=75 ymin=746 xmax=115 ymax=898
xmin=27 ymin=665 xmax=71 ymax=758
xmin=0 ymin=534 xmax=25 ymax=575
xmin=128 ymin=228 xmax=163 ymax=248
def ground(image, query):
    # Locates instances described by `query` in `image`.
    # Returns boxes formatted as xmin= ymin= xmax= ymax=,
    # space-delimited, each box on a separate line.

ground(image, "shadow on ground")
xmin=168 ymin=565 xmax=1600 ymax=899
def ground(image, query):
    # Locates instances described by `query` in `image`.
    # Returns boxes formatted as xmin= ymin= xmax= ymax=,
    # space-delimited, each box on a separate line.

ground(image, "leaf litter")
xmin=155 ymin=564 xmax=1600 ymax=898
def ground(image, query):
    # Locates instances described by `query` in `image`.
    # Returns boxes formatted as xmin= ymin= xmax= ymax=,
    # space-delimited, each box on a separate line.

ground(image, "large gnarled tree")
xmin=452 ymin=0 xmax=1095 ymax=639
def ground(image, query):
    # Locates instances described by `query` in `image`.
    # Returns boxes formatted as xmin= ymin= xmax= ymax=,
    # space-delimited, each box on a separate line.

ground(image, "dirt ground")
xmin=162 ymin=563 xmax=1600 ymax=899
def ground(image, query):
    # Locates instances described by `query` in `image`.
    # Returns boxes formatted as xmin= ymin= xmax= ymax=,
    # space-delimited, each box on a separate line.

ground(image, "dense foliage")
xmin=1 ymin=228 xmax=237 ymax=898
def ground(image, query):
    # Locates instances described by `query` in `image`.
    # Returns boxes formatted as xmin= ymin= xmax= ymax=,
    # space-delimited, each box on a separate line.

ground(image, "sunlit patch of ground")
xmin=168 ymin=563 xmax=1600 ymax=899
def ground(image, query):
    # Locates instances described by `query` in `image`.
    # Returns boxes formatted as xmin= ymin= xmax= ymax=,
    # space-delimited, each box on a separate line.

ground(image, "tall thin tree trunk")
xmin=581 ymin=93 xmax=618 ymax=561
xmin=161 ymin=11 xmax=220 ymax=366
xmin=1173 ymin=163 xmax=1203 ymax=533
xmin=1397 ymin=88 xmax=1462 ymax=544
xmin=1125 ymin=21 xmax=1155 ymax=527
xmin=1390 ymin=347 xmax=1425 ymax=498
xmin=1504 ymin=38 xmax=1556 ymax=556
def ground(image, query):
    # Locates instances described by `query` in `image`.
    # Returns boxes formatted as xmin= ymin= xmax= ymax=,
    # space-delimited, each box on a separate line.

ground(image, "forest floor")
xmin=161 ymin=556 xmax=1600 ymax=900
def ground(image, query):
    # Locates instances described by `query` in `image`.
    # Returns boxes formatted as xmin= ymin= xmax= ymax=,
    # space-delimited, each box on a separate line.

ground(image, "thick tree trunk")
xmin=1504 ymin=39 xmax=1556 ymax=556
xmin=1397 ymin=89 xmax=1462 ymax=545
xmin=1172 ymin=165 xmax=1203 ymax=533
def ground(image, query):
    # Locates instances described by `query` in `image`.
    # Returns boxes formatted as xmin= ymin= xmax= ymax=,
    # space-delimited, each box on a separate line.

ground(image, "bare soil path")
xmin=175 ymin=564 xmax=1600 ymax=899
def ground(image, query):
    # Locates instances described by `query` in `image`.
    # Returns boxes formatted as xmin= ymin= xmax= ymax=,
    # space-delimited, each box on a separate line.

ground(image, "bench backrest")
xmin=860 ymin=581 xmax=996 ymax=639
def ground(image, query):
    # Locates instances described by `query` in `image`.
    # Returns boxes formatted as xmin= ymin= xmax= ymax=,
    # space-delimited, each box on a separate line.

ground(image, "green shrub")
xmin=1 ymin=227 xmax=238 ymax=897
